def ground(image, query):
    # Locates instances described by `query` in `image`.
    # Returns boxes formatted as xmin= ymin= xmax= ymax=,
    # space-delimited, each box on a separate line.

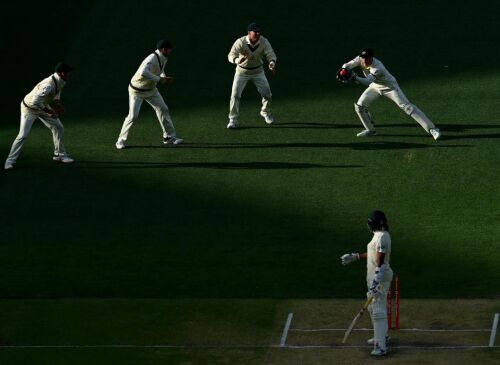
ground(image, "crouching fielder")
xmin=227 ymin=22 xmax=277 ymax=129
xmin=116 ymin=40 xmax=183 ymax=149
xmin=5 ymin=63 xmax=75 ymax=170
xmin=340 ymin=49 xmax=441 ymax=140
xmin=341 ymin=211 xmax=393 ymax=357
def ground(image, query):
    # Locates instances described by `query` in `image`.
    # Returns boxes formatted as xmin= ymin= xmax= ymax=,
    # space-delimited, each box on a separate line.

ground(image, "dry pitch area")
xmin=0 ymin=299 xmax=498 ymax=364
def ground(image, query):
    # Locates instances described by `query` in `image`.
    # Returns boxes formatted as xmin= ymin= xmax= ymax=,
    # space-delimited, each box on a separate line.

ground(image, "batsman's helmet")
xmin=367 ymin=210 xmax=389 ymax=231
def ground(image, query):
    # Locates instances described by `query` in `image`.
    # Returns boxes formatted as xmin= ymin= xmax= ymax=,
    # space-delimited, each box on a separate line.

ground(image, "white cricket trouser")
xmin=229 ymin=71 xmax=272 ymax=122
xmin=6 ymin=103 xmax=66 ymax=164
xmin=118 ymin=87 xmax=176 ymax=141
xmin=367 ymin=278 xmax=392 ymax=352
xmin=357 ymin=85 xmax=436 ymax=133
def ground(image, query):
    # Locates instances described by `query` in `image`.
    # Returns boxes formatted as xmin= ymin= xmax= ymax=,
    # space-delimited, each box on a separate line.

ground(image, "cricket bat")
xmin=342 ymin=296 xmax=374 ymax=344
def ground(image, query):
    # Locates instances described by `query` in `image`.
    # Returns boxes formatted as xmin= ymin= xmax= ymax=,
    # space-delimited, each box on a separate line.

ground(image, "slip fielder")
xmin=5 ymin=63 xmax=75 ymax=170
xmin=341 ymin=210 xmax=393 ymax=357
xmin=339 ymin=49 xmax=441 ymax=140
xmin=227 ymin=22 xmax=277 ymax=129
xmin=115 ymin=40 xmax=183 ymax=149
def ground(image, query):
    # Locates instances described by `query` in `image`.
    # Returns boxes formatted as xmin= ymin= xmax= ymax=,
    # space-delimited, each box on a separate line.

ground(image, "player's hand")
xmin=53 ymin=104 xmax=65 ymax=117
xmin=160 ymin=76 xmax=174 ymax=85
xmin=341 ymin=253 xmax=360 ymax=266
xmin=237 ymin=55 xmax=248 ymax=64
xmin=268 ymin=61 xmax=276 ymax=74
xmin=43 ymin=108 xmax=59 ymax=118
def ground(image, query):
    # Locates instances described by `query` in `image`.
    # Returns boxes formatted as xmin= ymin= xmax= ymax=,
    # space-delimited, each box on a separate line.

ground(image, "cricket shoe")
xmin=227 ymin=120 xmax=238 ymax=129
xmin=260 ymin=111 xmax=274 ymax=125
xmin=53 ymin=154 xmax=74 ymax=164
xmin=357 ymin=129 xmax=377 ymax=137
xmin=367 ymin=336 xmax=391 ymax=345
xmin=4 ymin=162 xmax=14 ymax=170
xmin=430 ymin=128 xmax=441 ymax=141
xmin=163 ymin=136 xmax=184 ymax=145
xmin=370 ymin=348 xmax=388 ymax=357
xmin=115 ymin=139 xmax=126 ymax=150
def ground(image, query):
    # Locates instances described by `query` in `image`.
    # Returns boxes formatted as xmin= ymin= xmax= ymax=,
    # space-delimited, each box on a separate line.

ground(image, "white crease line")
xmin=0 ymin=344 xmax=498 ymax=350
xmin=290 ymin=328 xmax=491 ymax=333
xmin=280 ymin=313 xmax=294 ymax=347
xmin=489 ymin=313 xmax=499 ymax=348
xmin=284 ymin=345 xmax=500 ymax=350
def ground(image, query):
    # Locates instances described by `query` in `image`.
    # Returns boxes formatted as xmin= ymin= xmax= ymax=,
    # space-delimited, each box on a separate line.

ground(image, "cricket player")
xmin=5 ymin=63 xmax=75 ymax=170
xmin=227 ymin=22 xmax=277 ymax=129
xmin=115 ymin=40 xmax=183 ymax=149
xmin=341 ymin=210 xmax=393 ymax=356
xmin=340 ymin=49 xmax=441 ymax=140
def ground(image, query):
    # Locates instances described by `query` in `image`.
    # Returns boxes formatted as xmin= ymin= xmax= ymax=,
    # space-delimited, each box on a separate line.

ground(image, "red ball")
xmin=340 ymin=69 xmax=348 ymax=76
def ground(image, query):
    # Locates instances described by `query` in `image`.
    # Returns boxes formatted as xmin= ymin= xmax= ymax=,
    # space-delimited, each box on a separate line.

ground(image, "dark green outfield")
xmin=1 ymin=0 xmax=499 ymax=300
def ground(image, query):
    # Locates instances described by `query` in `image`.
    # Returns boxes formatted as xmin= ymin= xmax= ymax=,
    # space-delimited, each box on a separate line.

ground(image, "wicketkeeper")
xmin=115 ymin=40 xmax=183 ymax=149
xmin=337 ymin=49 xmax=441 ymax=140
xmin=5 ymin=63 xmax=75 ymax=170
xmin=341 ymin=210 xmax=393 ymax=356
xmin=227 ymin=22 xmax=277 ymax=129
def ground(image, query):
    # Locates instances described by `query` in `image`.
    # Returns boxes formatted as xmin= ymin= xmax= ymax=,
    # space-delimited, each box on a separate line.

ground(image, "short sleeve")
xmin=376 ymin=234 xmax=388 ymax=254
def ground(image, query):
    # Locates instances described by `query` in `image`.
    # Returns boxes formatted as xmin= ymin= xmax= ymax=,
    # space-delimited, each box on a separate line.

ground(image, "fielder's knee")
xmin=355 ymin=103 xmax=369 ymax=113
xmin=401 ymin=103 xmax=415 ymax=116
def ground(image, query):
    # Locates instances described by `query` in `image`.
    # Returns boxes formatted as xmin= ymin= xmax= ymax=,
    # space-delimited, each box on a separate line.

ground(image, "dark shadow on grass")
xmin=235 ymin=122 xmax=358 ymax=130
xmin=126 ymin=141 xmax=468 ymax=150
xmin=388 ymin=133 xmax=500 ymax=141
xmin=75 ymin=161 xmax=363 ymax=170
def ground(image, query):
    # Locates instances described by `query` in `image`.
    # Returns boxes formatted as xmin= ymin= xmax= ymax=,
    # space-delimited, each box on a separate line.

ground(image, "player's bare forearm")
xmin=377 ymin=252 xmax=385 ymax=266
xmin=359 ymin=252 xmax=368 ymax=259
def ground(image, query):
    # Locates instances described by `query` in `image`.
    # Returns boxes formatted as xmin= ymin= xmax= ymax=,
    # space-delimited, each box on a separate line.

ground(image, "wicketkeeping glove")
xmin=341 ymin=253 xmax=360 ymax=266
xmin=336 ymin=68 xmax=356 ymax=84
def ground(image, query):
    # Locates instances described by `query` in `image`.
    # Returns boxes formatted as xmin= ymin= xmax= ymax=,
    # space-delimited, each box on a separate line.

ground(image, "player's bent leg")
xmin=228 ymin=74 xmax=249 ymax=128
xmin=253 ymin=73 xmax=274 ymax=125
xmin=41 ymin=117 xmax=74 ymax=163
xmin=355 ymin=88 xmax=379 ymax=136
xmin=354 ymin=104 xmax=377 ymax=136
xmin=117 ymin=91 xmax=144 ymax=148
xmin=146 ymin=92 xmax=184 ymax=145
xmin=5 ymin=111 xmax=37 ymax=169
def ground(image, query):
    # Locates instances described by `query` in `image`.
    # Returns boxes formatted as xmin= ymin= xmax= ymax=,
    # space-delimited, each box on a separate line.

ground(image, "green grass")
xmin=1 ymin=1 xmax=500 ymax=363
xmin=2 ymin=75 xmax=499 ymax=298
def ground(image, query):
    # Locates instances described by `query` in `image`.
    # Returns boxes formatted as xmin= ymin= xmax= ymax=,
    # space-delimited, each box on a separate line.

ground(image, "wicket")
xmin=387 ymin=275 xmax=400 ymax=330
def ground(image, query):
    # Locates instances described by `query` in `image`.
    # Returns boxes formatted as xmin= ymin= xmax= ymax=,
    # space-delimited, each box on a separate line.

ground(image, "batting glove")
xmin=341 ymin=253 xmax=360 ymax=266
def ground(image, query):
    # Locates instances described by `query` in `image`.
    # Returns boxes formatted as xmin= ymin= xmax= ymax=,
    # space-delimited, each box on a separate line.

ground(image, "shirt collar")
xmin=52 ymin=73 xmax=66 ymax=87
xmin=155 ymin=50 xmax=168 ymax=63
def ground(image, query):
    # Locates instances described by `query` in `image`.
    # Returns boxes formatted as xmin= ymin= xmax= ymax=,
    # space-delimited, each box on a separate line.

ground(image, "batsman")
xmin=341 ymin=211 xmax=393 ymax=356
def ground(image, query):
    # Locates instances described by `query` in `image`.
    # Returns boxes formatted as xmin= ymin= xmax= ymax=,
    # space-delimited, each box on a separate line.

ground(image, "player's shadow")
xmin=128 ymin=141 xmax=468 ymax=150
xmin=385 ymin=123 xmax=500 ymax=140
xmin=75 ymin=161 xmax=364 ymax=170
xmin=235 ymin=122 xmax=358 ymax=130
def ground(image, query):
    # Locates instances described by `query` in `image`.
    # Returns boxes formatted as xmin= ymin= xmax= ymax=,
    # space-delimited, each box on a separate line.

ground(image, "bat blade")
xmin=342 ymin=296 xmax=374 ymax=344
